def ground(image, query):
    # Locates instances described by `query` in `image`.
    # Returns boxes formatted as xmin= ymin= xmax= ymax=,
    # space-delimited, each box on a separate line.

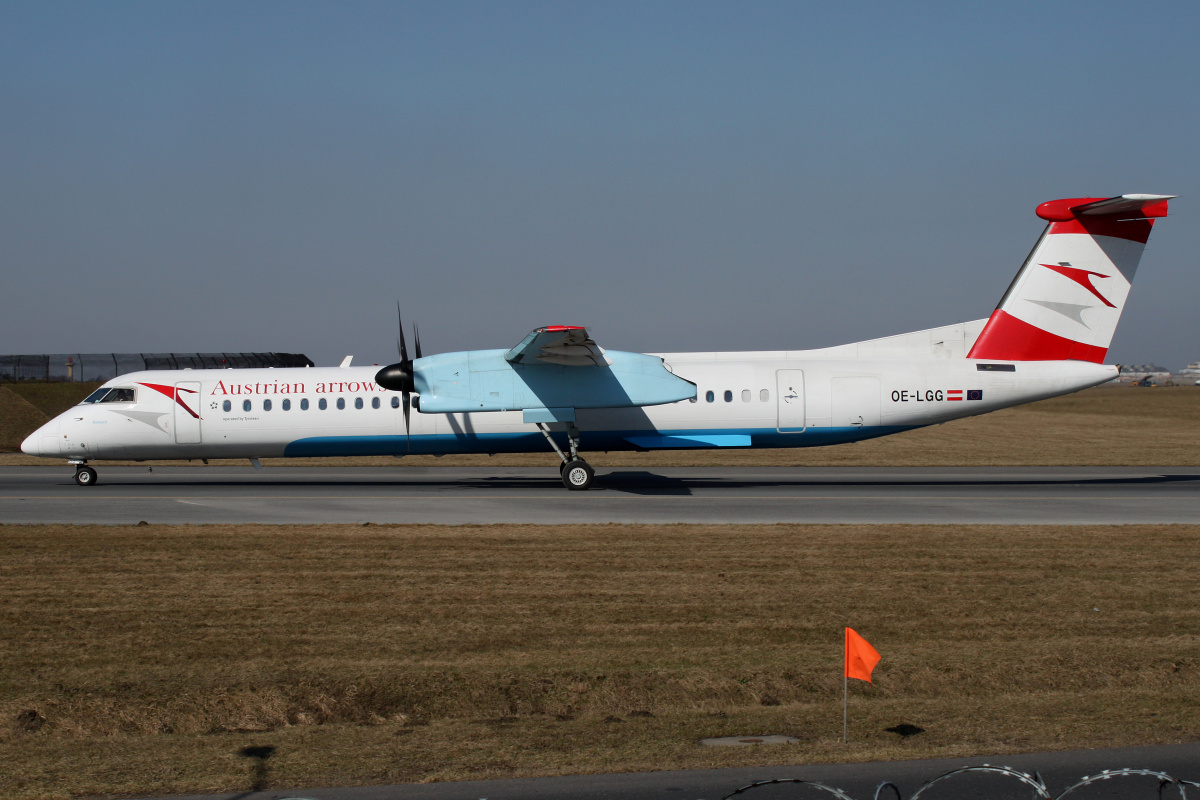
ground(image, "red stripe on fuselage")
xmin=967 ymin=310 xmax=1108 ymax=363
xmin=138 ymin=382 xmax=201 ymax=419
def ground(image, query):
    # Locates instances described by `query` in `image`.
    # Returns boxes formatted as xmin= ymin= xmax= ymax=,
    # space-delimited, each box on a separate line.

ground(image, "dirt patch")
xmin=0 ymin=388 xmax=49 ymax=453
xmin=4 ymin=382 xmax=102 ymax=418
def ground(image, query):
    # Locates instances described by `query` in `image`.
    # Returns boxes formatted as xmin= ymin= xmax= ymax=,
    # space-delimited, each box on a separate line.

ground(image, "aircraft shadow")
xmin=44 ymin=470 xmax=1200 ymax=497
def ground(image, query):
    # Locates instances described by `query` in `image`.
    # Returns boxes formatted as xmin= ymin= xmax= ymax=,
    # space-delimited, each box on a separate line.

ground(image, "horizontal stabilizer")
xmin=1036 ymin=194 xmax=1175 ymax=221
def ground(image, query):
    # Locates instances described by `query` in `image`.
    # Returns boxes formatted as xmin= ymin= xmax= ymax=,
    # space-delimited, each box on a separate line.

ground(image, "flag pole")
xmin=843 ymin=672 xmax=848 ymax=743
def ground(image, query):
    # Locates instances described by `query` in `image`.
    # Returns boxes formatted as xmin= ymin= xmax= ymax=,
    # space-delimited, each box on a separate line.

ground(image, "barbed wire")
xmin=722 ymin=765 xmax=1200 ymax=800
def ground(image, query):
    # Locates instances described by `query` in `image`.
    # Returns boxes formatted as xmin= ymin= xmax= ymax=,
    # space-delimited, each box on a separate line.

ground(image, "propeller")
xmin=375 ymin=304 xmax=422 ymax=439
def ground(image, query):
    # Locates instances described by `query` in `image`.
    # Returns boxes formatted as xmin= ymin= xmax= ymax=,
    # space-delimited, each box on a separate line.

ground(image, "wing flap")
xmin=504 ymin=325 xmax=612 ymax=366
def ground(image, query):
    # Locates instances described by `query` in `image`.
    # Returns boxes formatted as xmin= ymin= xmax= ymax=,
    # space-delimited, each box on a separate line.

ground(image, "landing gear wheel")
xmin=561 ymin=459 xmax=594 ymax=491
xmin=74 ymin=466 xmax=98 ymax=487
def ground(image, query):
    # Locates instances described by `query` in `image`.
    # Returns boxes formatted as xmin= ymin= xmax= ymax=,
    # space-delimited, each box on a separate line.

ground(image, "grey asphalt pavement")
xmin=135 ymin=742 xmax=1200 ymax=800
xmin=0 ymin=465 xmax=1197 ymax=524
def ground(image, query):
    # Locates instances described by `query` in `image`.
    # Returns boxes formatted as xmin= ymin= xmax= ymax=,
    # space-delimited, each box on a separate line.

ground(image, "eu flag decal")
xmin=967 ymin=389 xmax=983 ymax=401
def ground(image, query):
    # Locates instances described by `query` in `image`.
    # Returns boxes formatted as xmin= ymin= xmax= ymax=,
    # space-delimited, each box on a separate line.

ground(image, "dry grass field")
xmin=3 ymin=523 xmax=1200 ymax=799
xmin=1 ymin=384 xmax=1197 ymax=467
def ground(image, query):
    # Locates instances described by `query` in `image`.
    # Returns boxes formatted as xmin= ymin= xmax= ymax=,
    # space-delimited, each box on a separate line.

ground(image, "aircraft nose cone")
xmin=20 ymin=431 xmax=40 ymax=456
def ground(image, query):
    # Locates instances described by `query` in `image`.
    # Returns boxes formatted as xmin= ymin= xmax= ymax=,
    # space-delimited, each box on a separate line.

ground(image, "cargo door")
xmin=173 ymin=381 xmax=202 ymax=444
xmin=832 ymin=376 xmax=881 ymax=429
xmin=775 ymin=370 xmax=806 ymax=432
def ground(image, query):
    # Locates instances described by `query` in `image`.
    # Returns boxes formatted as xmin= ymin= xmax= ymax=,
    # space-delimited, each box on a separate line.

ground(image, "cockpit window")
xmin=100 ymin=387 xmax=136 ymax=403
xmin=84 ymin=387 xmax=136 ymax=404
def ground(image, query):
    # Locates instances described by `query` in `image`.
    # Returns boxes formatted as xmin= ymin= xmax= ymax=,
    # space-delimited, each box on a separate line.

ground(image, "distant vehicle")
xmin=1131 ymin=376 xmax=1156 ymax=387
xmin=21 ymin=193 xmax=1175 ymax=489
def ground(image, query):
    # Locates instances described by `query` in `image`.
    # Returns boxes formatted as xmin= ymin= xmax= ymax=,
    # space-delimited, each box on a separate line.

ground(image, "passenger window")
xmin=243 ymin=399 xmax=251 ymax=412
xmin=742 ymin=389 xmax=751 ymax=402
xmin=760 ymin=389 xmax=769 ymax=402
xmin=372 ymin=397 xmax=380 ymax=409
xmin=337 ymin=397 xmax=345 ymax=410
xmin=222 ymin=400 xmax=231 ymax=412
xmin=724 ymin=390 xmax=732 ymax=402
xmin=282 ymin=398 xmax=291 ymax=411
xmin=355 ymin=397 xmax=363 ymax=410
xmin=301 ymin=398 xmax=309 ymax=410
xmin=319 ymin=398 xmax=327 ymax=410
xmin=263 ymin=398 xmax=272 ymax=411
xmin=706 ymin=390 xmax=715 ymax=403
xmin=391 ymin=396 xmax=400 ymax=409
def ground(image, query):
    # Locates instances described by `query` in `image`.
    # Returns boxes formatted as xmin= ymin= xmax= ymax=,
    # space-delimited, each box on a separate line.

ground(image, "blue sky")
xmin=2 ymin=1 xmax=1197 ymax=368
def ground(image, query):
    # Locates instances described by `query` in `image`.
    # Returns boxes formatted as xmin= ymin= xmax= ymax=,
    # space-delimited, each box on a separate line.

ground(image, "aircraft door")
xmin=775 ymin=370 xmax=806 ymax=432
xmin=173 ymin=382 xmax=202 ymax=444
xmin=832 ymin=377 xmax=881 ymax=429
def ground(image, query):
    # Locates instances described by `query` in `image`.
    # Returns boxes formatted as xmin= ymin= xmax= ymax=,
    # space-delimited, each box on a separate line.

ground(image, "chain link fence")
xmin=0 ymin=353 xmax=314 ymax=383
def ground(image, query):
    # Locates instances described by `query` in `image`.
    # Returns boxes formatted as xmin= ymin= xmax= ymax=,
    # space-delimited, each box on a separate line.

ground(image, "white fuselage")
xmin=20 ymin=322 xmax=1116 ymax=462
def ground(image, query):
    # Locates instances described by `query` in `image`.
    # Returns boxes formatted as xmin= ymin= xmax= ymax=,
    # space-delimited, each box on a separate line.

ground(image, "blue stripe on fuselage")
xmin=281 ymin=425 xmax=918 ymax=458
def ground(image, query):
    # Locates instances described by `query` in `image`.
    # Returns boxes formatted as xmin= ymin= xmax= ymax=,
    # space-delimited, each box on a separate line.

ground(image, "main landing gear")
xmin=72 ymin=462 xmax=98 ymax=486
xmin=537 ymin=422 xmax=594 ymax=490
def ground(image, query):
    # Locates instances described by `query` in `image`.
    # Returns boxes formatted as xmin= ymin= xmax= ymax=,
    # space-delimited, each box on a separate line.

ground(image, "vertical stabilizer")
xmin=967 ymin=194 xmax=1173 ymax=362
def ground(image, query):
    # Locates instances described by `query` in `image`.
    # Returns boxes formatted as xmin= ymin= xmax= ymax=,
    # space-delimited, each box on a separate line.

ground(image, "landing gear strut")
xmin=537 ymin=422 xmax=594 ymax=491
xmin=73 ymin=462 xmax=98 ymax=487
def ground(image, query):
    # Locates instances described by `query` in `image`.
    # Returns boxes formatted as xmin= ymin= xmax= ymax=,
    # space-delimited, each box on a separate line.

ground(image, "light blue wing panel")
xmin=414 ymin=347 xmax=696 ymax=414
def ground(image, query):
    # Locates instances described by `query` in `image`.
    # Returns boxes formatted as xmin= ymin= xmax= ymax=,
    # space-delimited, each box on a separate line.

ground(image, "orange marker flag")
xmin=844 ymin=627 xmax=881 ymax=683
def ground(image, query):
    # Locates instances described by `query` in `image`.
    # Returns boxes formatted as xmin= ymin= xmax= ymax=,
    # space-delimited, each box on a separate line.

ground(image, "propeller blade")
xmin=397 ymin=302 xmax=409 ymax=364
xmin=383 ymin=302 xmax=421 ymax=451
xmin=402 ymin=390 xmax=411 ymax=447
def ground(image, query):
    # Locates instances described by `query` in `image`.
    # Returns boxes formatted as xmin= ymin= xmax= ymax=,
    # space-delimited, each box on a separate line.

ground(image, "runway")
xmin=138 ymin=742 xmax=1200 ymax=800
xmin=1 ymin=465 xmax=1197 ymax=524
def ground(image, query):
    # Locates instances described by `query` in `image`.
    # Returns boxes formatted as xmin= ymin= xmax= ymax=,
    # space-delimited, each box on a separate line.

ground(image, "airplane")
xmin=20 ymin=193 xmax=1174 ymax=490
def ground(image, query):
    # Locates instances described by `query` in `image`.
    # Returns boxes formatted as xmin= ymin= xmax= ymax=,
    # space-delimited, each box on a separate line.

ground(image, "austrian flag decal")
xmin=945 ymin=389 xmax=983 ymax=402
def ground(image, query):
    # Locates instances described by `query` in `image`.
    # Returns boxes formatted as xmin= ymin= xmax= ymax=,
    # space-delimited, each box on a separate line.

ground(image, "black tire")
xmin=75 ymin=467 xmax=98 ymax=487
xmin=561 ymin=459 xmax=594 ymax=491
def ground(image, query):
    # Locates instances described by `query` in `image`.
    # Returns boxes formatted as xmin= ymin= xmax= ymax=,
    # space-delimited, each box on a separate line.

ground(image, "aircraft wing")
xmin=504 ymin=325 xmax=613 ymax=367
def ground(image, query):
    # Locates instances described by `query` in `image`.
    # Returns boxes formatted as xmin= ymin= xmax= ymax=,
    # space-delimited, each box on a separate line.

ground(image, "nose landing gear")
xmin=537 ymin=422 xmax=595 ymax=490
xmin=72 ymin=463 xmax=98 ymax=486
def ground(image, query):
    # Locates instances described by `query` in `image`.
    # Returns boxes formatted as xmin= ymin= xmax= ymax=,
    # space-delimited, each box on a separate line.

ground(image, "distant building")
xmin=1114 ymin=363 xmax=1173 ymax=384
xmin=1178 ymin=361 xmax=1200 ymax=384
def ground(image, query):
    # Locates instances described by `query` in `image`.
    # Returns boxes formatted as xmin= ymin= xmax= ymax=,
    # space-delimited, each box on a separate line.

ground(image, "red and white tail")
xmin=967 ymin=194 xmax=1174 ymax=362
